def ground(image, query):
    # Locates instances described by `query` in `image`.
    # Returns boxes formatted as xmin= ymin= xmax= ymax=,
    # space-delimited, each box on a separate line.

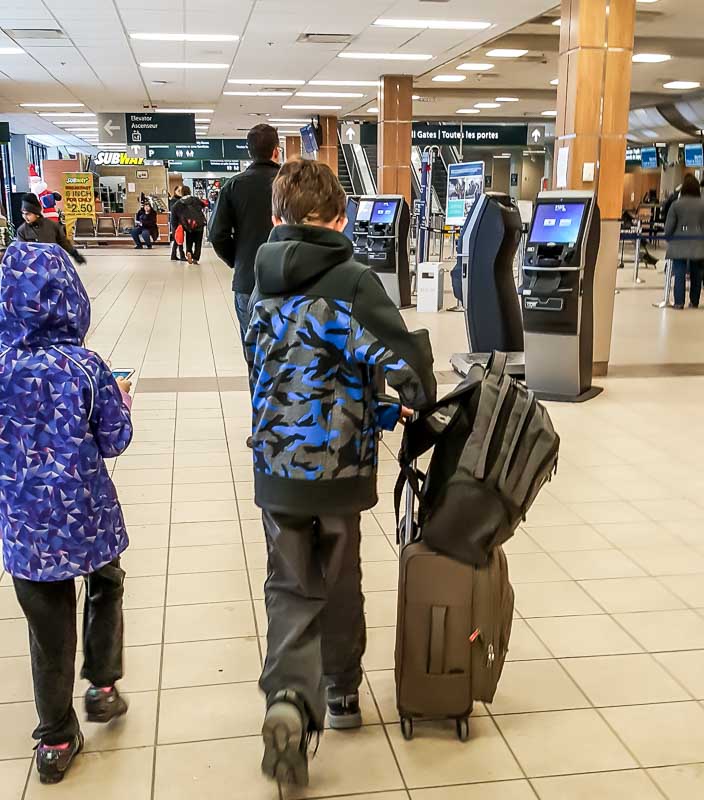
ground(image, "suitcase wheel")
xmin=456 ymin=717 xmax=470 ymax=742
xmin=400 ymin=717 xmax=414 ymax=741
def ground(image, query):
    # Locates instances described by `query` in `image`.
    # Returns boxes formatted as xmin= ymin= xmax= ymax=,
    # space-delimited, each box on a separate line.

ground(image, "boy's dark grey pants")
xmin=259 ymin=511 xmax=367 ymax=731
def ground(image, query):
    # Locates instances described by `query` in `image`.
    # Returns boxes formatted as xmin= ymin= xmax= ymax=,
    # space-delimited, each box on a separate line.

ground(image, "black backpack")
xmin=395 ymin=352 xmax=560 ymax=567
xmin=180 ymin=198 xmax=207 ymax=231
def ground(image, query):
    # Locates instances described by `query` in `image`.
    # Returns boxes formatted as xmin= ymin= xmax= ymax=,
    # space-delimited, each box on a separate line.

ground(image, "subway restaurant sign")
xmin=96 ymin=151 xmax=145 ymax=166
xmin=62 ymin=173 xmax=96 ymax=239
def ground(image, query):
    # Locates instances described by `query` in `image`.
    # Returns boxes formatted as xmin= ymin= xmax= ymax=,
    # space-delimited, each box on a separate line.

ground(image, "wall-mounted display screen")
xmin=371 ymin=200 xmax=399 ymax=225
xmin=529 ymin=202 xmax=587 ymax=245
xmin=641 ymin=147 xmax=658 ymax=170
xmin=445 ymin=161 xmax=485 ymax=227
xmin=684 ymin=143 xmax=704 ymax=168
xmin=356 ymin=199 xmax=374 ymax=222
xmin=300 ymin=124 xmax=319 ymax=154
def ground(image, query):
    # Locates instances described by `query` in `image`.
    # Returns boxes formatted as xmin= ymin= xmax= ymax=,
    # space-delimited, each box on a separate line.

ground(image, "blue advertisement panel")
xmin=446 ymin=161 xmax=485 ymax=227
xmin=641 ymin=147 xmax=658 ymax=170
xmin=684 ymin=143 xmax=704 ymax=168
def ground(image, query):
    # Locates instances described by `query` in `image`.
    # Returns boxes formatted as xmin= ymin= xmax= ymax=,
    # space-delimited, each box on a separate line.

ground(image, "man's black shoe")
xmin=36 ymin=732 xmax=84 ymax=784
xmin=85 ymin=686 xmax=128 ymax=724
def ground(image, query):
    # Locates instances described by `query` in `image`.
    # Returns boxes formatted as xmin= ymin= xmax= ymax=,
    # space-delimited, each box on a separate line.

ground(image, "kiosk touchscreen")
xmin=351 ymin=194 xmax=411 ymax=307
xmin=450 ymin=192 xmax=525 ymax=378
xmin=521 ymin=191 xmax=601 ymax=400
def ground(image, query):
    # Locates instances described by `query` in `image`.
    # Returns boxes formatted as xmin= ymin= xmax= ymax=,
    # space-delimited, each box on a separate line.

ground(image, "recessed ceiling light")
xmin=0 ymin=47 xmax=24 ymax=55
xmin=373 ymin=18 xmax=491 ymax=30
xmin=269 ymin=118 xmax=310 ymax=123
xmin=457 ymin=63 xmax=494 ymax=72
xmin=552 ymin=19 xmax=561 ymax=26
xmin=632 ymin=53 xmax=671 ymax=63
xmin=224 ymin=90 xmax=293 ymax=96
xmin=493 ymin=154 xmax=511 ymax=159
xmin=486 ymin=49 xmax=528 ymax=58
xmin=412 ymin=95 xmax=421 ymax=100
xmin=131 ymin=33 xmax=239 ymax=42
xmin=296 ymin=91 xmax=365 ymax=98
xmin=282 ymin=104 xmax=343 ymax=110
xmin=338 ymin=52 xmax=432 ymax=61
xmin=663 ymin=80 xmax=700 ymax=90
xmin=152 ymin=108 xmax=215 ymax=113
xmin=550 ymin=78 xmax=559 ymax=86
xmin=38 ymin=112 xmax=96 ymax=117
xmin=366 ymin=107 xmax=379 ymax=113
xmin=195 ymin=118 xmax=211 ymax=123
xmin=457 ymin=108 xmax=481 ymax=114
xmin=21 ymin=102 xmax=85 ymax=108
xmin=228 ymin=78 xmax=305 ymax=85
xmin=496 ymin=97 xmax=519 ymax=102
xmin=475 ymin=102 xmax=500 ymax=109
xmin=636 ymin=0 xmax=659 ymax=3
xmin=542 ymin=110 xmax=558 ymax=116
xmin=140 ymin=62 xmax=229 ymax=69
xmin=432 ymin=75 xmax=466 ymax=83
xmin=308 ymin=80 xmax=379 ymax=87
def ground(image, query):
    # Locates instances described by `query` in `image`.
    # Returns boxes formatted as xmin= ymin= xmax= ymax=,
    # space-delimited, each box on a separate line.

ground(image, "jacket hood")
xmin=0 ymin=241 xmax=90 ymax=349
xmin=255 ymin=224 xmax=353 ymax=294
xmin=180 ymin=196 xmax=203 ymax=208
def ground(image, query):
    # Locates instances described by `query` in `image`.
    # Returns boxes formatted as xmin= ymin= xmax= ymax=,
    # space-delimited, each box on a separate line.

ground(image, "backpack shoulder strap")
xmin=486 ymin=351 xmax=508 ymax=384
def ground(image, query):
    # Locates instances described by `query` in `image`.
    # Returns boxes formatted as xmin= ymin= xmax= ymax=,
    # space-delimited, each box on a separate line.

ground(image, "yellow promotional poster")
xmin=62 ymin=172 xmax=95 ymax=239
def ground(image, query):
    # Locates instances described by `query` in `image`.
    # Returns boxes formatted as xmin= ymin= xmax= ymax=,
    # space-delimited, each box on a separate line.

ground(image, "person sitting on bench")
xmin=131 ymin=201 xmax=159 ymax=249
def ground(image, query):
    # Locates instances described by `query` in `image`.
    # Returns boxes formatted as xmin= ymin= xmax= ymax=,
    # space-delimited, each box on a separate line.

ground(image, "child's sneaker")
xmin=327 ymin=691 xmax=362 ymax=730
xmin=261 ymin=690 xmax=312 ymax=786
xmin=84 ymin=686 xmax=128 ymax=723
xmin=35 ymin=732 xmax=84 ymax=784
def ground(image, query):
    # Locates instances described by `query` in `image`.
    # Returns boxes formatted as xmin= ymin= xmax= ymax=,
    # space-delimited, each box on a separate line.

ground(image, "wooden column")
xmin=318 ymin=116 xmax=338 ymax=176
xmin=285 ymin=136 xmax=300 ymax=161
xmin=378 ymin=75 xmax=413 ymax=204
xmin=555 ymin=0 xmax=636 ymax=375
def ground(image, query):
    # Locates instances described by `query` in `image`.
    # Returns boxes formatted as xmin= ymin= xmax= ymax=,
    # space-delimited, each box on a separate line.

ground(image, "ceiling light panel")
xmin=486 ymin=49 xmax=528 ymax=58
xmin=632 ymin=53 xmax=671 ymax=63
xmin=432 ymin=75 xmax=466 ymax=83
xmin=131 ymin=33 xmax=239 ymax=42
xmin=663 ymin=80 xmax=700 ymax=89
xmin=457 ymin=109 xmax=481 ymax=114
xmin=39 ymin=112 xmax=96 ymax=117
xmin=496 ymin=97 xmax=519 ymax=102
xmin=457 ymin=63 xmax=494 ymax=71
xmin=308 ymin=80 xmax=379 ymax=87
xmin=140 ymin=62 xmax=230 ymax=69
xmin=224 ymin=91 xmax=293 ymax=96
xmin=0 ymin=47 xmax=24 ymax=55
xmin=373 ymin=18 xmax=491 ymax=30
xmin=475 ymin=102 xmax=500 ymax=109
xmin=283 ymin=104 xmax=343 ymax=110
xmin=338 ymin=52 xmax=432 ymax=61
xmin=542 ymin=110 xmax=558 ymax=116
xmin=228 ymin=78 xmax=305 ymax=85
xmin=295 ymin=91 xmax=365 ymax=98
xmin=21 ymin=103 xmax=84 ymax=108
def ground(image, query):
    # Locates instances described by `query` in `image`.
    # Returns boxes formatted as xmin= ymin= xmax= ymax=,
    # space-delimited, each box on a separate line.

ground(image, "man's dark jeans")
xmin=673 ymin=258 xmax=703 ymax=308
xmin=13 ymin=559 xmax=125 ymax=745
xmin=235 ymin=291 xmax=252 ymax=352
xmin=259 ymin=512 xmax=366 ymax=730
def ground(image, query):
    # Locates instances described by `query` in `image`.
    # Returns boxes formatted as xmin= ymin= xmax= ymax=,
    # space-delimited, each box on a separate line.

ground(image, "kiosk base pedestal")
xmin=533 ymin=386 xmax=604 ymax=404
xmin=451 ymin=351 xmax=525 ymax=379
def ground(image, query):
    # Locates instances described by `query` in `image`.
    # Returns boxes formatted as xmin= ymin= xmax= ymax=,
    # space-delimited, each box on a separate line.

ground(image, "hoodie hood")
xmin=255 ymin=224 xmax=353 ymax=294
xmin=0 ymin=241 xmax=90 ymax=349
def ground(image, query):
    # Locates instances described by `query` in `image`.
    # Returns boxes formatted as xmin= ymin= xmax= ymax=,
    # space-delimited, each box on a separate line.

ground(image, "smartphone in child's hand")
xmin=111 ymin=369 xmax=134 ymax=382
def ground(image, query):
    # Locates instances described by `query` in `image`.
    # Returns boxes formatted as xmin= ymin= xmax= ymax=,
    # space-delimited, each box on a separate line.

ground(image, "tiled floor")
xmin=2 ymin=248 xmax=704 ymax=799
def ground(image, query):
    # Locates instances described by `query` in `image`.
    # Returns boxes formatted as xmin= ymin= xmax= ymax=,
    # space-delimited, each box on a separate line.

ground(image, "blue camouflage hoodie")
xmin=0 ymin=242 xmax=133 ymax=581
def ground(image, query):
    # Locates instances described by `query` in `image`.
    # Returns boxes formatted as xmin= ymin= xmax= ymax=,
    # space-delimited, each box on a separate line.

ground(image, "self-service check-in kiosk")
xmin=450 ymin=192 xmax=525 ymax=378
xmin=521 ymin=190 xmax=601 ymax=401
xmin=352 ymin=195 xmax=412 ymax=307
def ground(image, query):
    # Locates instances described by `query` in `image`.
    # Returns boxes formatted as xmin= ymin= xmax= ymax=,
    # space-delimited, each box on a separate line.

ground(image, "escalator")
xmin=362 ymin=145 xmax=378 ymax=191
xmin=337 ymin=144 xmax=354 ymax=194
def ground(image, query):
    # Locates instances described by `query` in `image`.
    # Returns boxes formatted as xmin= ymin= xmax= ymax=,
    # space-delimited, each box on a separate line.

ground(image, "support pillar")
xmin=11 ymin=134 xmax=29 ymax=192
xmin=554 ymin=0 xmax=636 ymax=375
xmin=318 ymin=116 xmax=338 ymax=176
xmin=285 ymin=136 xmax=300 ymax=161
xmin=378 ymin=75 xmax=413 ymax=204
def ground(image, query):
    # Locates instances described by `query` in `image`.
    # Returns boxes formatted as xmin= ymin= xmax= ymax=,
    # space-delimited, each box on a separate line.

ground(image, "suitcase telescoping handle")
xmin=400 ymin=411 xmax=420 ymax=549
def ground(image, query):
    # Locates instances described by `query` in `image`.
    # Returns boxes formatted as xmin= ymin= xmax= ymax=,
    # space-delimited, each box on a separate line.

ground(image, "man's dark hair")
xmin=272 ymin=157 xmax=346 ymax=225
xmin=681 ymin=173 xmax=701 ymax=198
xmin=180 ymin=185 xmax=192 ymax=196
xmin=248 ymin=124 xmax=280 ymax=161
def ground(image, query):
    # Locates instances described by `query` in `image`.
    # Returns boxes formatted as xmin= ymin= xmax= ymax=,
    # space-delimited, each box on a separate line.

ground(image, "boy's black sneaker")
xmin=85 ymin=686 xmax=128 ymax=724
xmin=262 ymin=690 xmax=311 ymax=786
xmin=327 ymin=691 xmax=362 ymax=730
xmin=36 ymin=732 xmax=84 ymax=784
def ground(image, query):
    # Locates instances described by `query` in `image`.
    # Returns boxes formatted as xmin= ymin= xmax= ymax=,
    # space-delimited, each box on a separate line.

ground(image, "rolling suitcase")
xmin=394 ymin=417 xmax=515 ymax=741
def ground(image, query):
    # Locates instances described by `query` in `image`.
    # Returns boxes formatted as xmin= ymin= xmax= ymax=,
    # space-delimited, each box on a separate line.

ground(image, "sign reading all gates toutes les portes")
xmin=62 ymin=173 xmax=95 ymax=239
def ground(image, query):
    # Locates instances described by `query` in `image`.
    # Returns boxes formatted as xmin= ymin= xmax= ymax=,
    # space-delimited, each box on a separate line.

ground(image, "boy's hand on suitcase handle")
xmin=400 ymin=406 xmax=413 ymax=424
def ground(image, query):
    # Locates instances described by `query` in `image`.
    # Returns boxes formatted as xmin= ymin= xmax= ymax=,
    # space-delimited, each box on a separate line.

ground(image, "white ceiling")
xmin=0 ymin=0 xmax=700 ymax=149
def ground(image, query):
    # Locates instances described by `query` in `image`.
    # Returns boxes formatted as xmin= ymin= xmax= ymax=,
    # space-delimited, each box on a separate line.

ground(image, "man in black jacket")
xmin=208 ymin=124 xmax=280 ymax=348
xmin=16 ymin=193 xmax=86 ymax=264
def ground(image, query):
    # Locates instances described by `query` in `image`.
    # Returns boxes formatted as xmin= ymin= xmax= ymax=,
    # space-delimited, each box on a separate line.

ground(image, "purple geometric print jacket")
xmin=0 ymin=242 xmax=133 ymax=581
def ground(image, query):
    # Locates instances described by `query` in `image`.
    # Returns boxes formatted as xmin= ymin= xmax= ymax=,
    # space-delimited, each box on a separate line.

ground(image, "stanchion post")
xmin=653 ymin=258 xmax=673 ymax=308
xmin=633 ymin=220 xmax=644 ymax=284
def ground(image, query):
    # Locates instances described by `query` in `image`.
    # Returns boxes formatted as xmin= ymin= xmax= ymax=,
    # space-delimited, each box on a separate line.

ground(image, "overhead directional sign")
xmin=126 ymin=113 xmax=196 ymax=145
xmin=147 ymin=140 xmax=224 ymax=160
xmin=361 ymin=122 xmax=529 ymax=148
xmin=341 ymin=122 xmax=361 ymax=145
xmin=97 ymin=113 xmax=127 ymax=144
xmin=527 ymin=125 xmax=547 ymax=146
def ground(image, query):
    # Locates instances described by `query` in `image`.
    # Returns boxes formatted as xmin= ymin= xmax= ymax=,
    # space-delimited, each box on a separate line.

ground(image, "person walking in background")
xmin=131 ymin=200 xmax=160 ymax=250
xmin=0 ymin=242 xmax=134 ymax=784
xmin=246 ymin=159 xmax=436 ymax=787
xmin=169 ymin=185 xmax=186 ymax=262
xmin=209 ymin=123 xmax=280 ymax=349
xmin=665 ymin=173 xmax=704 ymax=309
xmin=171 ymin=186 xmax=207 ymax=265
xmin=16 ymin=193 xmax=86 ymax=264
